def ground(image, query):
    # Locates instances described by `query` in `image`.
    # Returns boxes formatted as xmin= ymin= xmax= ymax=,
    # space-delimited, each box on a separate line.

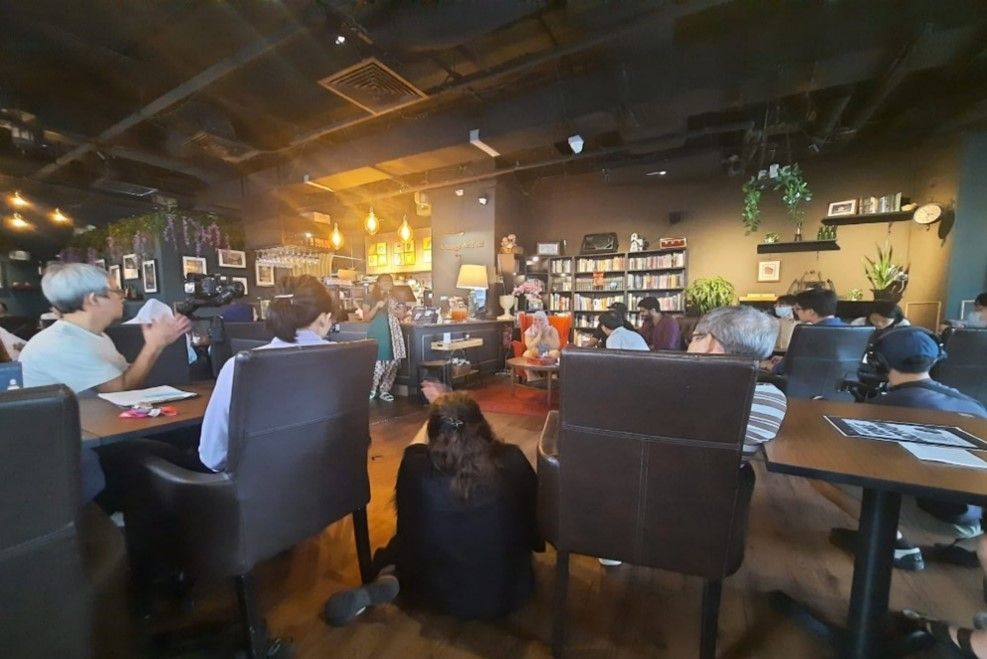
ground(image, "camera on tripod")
xmin=175 ymin=273 xmax=245 ymax=316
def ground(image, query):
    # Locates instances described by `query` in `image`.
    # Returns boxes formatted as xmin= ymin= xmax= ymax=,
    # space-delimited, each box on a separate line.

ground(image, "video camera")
xmin=175 ymin=273 xmax=245 ymax=316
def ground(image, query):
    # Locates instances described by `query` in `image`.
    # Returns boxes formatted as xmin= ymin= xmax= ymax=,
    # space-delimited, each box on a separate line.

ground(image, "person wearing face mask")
xmin=773 ymin=295 xmax=798 ymax=352
xmin=851 ymin=301 xmax=910 ymax=337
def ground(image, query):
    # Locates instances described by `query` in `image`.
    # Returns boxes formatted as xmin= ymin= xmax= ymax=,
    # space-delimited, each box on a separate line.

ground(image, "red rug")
xmin=467 ymin=379 xmax=556 ymax=417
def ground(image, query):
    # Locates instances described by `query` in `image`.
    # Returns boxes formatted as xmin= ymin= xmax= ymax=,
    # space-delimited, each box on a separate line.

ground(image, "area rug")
xmin=467 ymin=379 xmax=555 ymax=417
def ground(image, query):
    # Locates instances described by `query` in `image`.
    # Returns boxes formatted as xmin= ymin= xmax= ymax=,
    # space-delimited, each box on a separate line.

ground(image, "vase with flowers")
xmin=513 ymin=278 xmax=545 ymax=311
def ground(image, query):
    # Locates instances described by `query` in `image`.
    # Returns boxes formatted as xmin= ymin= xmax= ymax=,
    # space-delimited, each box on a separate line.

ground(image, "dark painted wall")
xmin=945 ymin=133 xmax=987 ymax=318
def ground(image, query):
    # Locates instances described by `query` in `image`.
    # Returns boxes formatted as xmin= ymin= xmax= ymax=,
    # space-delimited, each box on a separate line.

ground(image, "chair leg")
xmin=701 ymin=579 xmax=723 ymax=659
xmin=352 ymin=507 xmax=373 ymax=585
xmin=235 ymin=573 xmax=269 ymax=659
xmin=552 ymin=550 xmax=570 ymax=658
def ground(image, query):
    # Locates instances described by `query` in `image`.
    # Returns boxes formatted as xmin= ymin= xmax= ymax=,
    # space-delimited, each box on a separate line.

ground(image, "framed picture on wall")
xmin=108 ymin=265 xmax=122 ymax=289
xmin=141 ymin=260 xmax=158 ymax=293
xmin=122 ymin=254 xmax=140 ymax=280
xmin=255 ymin=262 xmax=275 ymax=287
xmin=182 ymin=256 xmax=207 ymax=278
xmin=757 ymin=260 xmax=781 ymax=283
xmin=423 ymin=237 xmax=432 ymax=250
xmin=232 ymin=276 xmax=249 ymax=295
xmin=423 ymin=250 xmax=431 ymax=264
xmin=375 ymin=243 xmax=386 ymax=256
xmin=402 ymin=252 xmax=415 ymax=265
xmin=827 ymin=199 xmax=858 ymax=217
xmin=217 ymin=248 xmax=247 ymax=268
xmin=393 ymin=242 xmax=404 ymax=254
xmin=94 ymin=259 xmax=106 ymax=270
xmin=392 ymin=253 xmax=402 ymax=266
xmin=368 ymin=254 xmax=378 ymax=267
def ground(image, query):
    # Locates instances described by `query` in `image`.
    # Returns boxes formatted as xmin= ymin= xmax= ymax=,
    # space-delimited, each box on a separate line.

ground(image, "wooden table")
xmin=764 ymin=399 xmax=987 ymax=658
xmin=506 ymin=356 xmax=559 ymax=405
xmin=79 ymin=381 xmax=214 ymax=446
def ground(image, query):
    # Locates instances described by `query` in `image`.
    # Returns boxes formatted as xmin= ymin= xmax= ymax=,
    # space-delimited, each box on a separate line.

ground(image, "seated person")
xmin=687 ymin=306 xmax=787 ymax=456
xmin=851 ymin=301 xmax=910 ymax=336
xmin=768 ymin=288 xmax=844 ymax=373
xmin=773 ymin=294 xmax=798 ymax=352
xmin=636 ymin=296 xmax=682 ymax=351
xmin=588 ymin=302 xmax=635 ymax=348
xmin=956 ymin=291 xmax=987 ymax=328
xmin=522 ymin=311 xmax=560 ymax=358
xmin=599 ymin=311 xmax=648 ymax=350
xmin=327 ymin=382 xmax=539 ymax=623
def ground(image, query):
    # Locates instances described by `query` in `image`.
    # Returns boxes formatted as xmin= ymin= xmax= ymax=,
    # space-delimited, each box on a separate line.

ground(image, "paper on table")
xmin=98 ymin=386 xmax=197 ymax=407
xmin=899 ymin=442 xmax=987 ymax=470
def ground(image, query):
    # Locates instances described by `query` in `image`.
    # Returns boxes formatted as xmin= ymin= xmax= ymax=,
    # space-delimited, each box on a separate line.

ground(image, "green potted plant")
xmin=740 ymin=164 xmax=813 ymax=239
xmin=684 ymin=276 xmax=736 ymax=316
xmin=863 ymin=243 xmax=909 ymax=302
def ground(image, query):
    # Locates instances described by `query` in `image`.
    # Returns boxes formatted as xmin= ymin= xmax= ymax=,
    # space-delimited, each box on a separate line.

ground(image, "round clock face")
xmin=913 ymin=203 xmax=943 ymax=225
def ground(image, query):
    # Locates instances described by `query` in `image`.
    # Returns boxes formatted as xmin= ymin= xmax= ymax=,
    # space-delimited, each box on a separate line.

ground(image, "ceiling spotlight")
xmin=334 ymin=34 xmax=346 ymax=45
xmin=8 ymin=213 xmax=32 ymax=230
xmin=9 ymin=191 xmax=28 ymax=207
xmin=398 ymin=215 xmax=412 ymax=242
xmin=567 ymin=134 xmax=584 ymax=154
xmin=477 ymin=194 xmax=489 ymax=206
xmin=50 ymin=208 xmax=71 ymax=224
xmin=330 ymin=222 xmax=343 ymax=250
xmin=365 ymin=207 xmax=379 ymax=236
xmin=646 ymin=170 xmax=668 ymax=176
xmin=454 ymin=188 xmax=464 ymax=197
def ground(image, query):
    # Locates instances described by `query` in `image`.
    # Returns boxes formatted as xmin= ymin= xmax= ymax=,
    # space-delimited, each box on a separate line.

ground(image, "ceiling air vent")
xmin=318 ymin=58 xmax=426 ymax=115
xmin=92 ymin=178 xmax=158 ymax=197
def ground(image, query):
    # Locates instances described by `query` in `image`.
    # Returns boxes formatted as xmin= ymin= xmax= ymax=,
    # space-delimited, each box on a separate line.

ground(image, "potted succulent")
xmin=684 ymin=276 xmax=736 ymax=316
xmin=863 ymin=243 xmax=909 ymax=302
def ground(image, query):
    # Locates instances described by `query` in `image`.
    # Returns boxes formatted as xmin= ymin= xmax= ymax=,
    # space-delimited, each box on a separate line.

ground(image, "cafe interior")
xmin=4 ymin=2 xmax=987 ymax=658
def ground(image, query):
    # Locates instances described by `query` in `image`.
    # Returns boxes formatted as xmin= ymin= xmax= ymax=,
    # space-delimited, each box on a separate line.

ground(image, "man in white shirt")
xmin=599 ymin=311 xmax=649 ymax=350
xmin=20 ymin=263 xmax=189 ymax=393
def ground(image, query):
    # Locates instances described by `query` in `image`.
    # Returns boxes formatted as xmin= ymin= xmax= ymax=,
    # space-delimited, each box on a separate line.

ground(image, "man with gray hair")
xmin=20 ymin=262 xmax=190 ymax=393
xmin=687 ymin=305 xmax=787 ymax=456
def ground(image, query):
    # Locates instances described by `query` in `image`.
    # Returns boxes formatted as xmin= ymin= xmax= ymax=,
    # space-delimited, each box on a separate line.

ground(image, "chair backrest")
xmin=0 ymin=385 xmax=91 ymax=656
xmin=934 ymin=328 xmax=987 ymax=407
xmin=225 ymin=340 xmax=377 ymax=566
xmin=518 ymin=312 xmax=534 ymax=336
xmin=208 ymin=321 xmax=275 ymax=378
xmin=230 ymin=338 xmax=268 ymax=354
xmin=548 ymin=315 xmax=572 ymax=348
xmin=782 ymin=325 xmax=874 ymax=400
xmin=104 ymin=323 xmax=190 ymax=386
xmin=555 ymin=347 xmax=757 ymax=578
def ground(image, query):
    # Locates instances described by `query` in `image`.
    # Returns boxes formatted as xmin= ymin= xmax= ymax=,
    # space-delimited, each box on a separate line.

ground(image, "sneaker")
xmin=598 ymin=558 xmax=622 ymax=567
xmin=324 ymin=575 xmax=400 ymax=627
xmin=110 ymin=512 xmax=126 ymax=528
xmin=829 ymin=527 xmax=925 ymax=571
xmin=379 ymin=392 xmax=394 ymax=402
xmin=369 ymin=390 xmax=377 ymax=400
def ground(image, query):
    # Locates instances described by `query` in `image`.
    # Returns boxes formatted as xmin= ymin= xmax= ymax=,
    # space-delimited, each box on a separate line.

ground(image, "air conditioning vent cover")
xmin=318 ymin=58 xmax=426 ymax=115
xmin=92 ymin=178 xmax=158 ymax=197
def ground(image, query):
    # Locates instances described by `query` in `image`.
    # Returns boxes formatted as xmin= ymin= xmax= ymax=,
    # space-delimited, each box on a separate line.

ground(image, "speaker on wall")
xmin=669 ymin=211 xmax=684 ymax=225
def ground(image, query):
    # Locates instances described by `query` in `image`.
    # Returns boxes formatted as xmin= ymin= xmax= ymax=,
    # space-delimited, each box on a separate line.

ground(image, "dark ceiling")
xmin=3 ymin=0 xmax=987 ymax=226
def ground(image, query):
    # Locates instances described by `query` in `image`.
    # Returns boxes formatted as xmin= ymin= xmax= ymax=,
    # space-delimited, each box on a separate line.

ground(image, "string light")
xmin=8 ymin=213 xmax=32 ymax=230
xmin=51 ymin=208 xmax=71 ymax=224
xmin=398 ymin=215 xmax=412 ymax=242
xmin=330 ymin=222 xmax=343 ymax=249
xmin=365 ymin=207 xmax=379 ymax=236
xmin=9 ymin=191 xmax=28 ymax=208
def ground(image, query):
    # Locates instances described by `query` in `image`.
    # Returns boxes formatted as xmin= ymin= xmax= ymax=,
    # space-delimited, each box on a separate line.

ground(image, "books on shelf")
xmin=548 ymin=293 xmax=572 ymax=311
xmin=574 ymin=294 xmax=624 ymax=311
xmin=627 ymin=252 xmax=685 ymax=270
xmin=549 ymin=259 xmax=572 ymax=274
xmin=627 ymin=292 xmax=683 ymax=313
xmin=626 ymin=272 xmax=684 ymax=290
xmin=576 ymin=255 xmax=626 ymax=272
xmin=574 ymin=276 xmax=623 ymax=291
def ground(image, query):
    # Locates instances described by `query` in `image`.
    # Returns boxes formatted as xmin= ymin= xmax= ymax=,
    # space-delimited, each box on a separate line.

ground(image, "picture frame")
xmin=108 ymin=265 xmax=122 ymax=289
xmin=392 ymin=253 xmax=402 ymax=266
xmin=402 ymin=252 xmax=415 ymax=265
xmin=232 ymin=276 xmax=249 ymax=295
xmin=393 ymin=242 xmax=404 ymax=254
xmin=182 ymin=256 xmax=207 ymax=278
xmin=536 ymin=241 xmax=564 ymax=256
xmin=405 ymin=240 xmax=415 ymax=253
xmin=422 ymin=236 xmax=432 ymax=250
xmin=423 ymin=250 xmax=432 ymax=264
xmin=94 ymin=258 xmax=106 ymax=270
xmin=122 ymin=254 xmax=140 ymax=280
xmin=217 ymin=248 xmax=247 ymax=269
xmin=141 ymin=259 xmax=158 ymax=293
xmin=827 ymin=199 xmax=858 ymax=217
xmin=368 ymin=254 xmax=378 ymax=267
xmin=757 ymin=260 xmax=781 ymax=283
xmin=255 ymin=262 xmax=275 ymax=287
xmin=375 ymin=243 xmax=386 ymax=256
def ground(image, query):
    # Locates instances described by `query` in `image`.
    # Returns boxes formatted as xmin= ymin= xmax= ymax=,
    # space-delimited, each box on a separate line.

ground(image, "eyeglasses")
xmin=97 ymin=287 xmax=125 ymax=300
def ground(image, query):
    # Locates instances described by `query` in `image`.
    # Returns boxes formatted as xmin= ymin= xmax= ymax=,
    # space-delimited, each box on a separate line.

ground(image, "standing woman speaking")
xmin=364 ymin=273 xmax=408 ymax=402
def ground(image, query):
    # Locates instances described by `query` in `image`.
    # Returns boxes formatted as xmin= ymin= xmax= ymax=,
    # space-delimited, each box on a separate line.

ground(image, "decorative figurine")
xmin=629 ymin=233 xmax=646 ymax=252
xmin=500 ymin=234 xmax=518 ymax=253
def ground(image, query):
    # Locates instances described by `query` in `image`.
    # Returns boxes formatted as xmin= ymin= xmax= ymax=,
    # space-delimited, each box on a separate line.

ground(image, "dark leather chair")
xmin=538 ymin=347 xmax=758 ymax=658
xmin=934 ymin=328 xmax=987 ymax=407
xmin=138 ymin=340 xmax=378 ymax=658
xmin=772 ymin=324 xmax=874 ymax=401
xmin=105 ymin=323 xmax=191 ymax=386
xmin=230 ymin=338 xmax=268 ymax=354
xmin=208 ymin=319 xmax=274 ymax=378
xmin=0 ymin=385 xmax=130 ymax=658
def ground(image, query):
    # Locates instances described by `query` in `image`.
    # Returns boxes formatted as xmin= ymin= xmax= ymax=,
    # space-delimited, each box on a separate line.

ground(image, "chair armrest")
xmin=758 ymin=370 xmax=787 ymax=392
xmin=537 ymin=411 xmax=561 ymax=545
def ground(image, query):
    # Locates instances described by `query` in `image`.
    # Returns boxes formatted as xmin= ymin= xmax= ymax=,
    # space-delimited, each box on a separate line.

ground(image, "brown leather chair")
xmin=0 ymin=385 xmax=130 ymax=658
xmin=538 ymin=347 xmax=758 ymax=658
xmin=773 ymin=324 xmax=874 ymax=401
xmin=138 ymin=340 xmax=377 ymax=658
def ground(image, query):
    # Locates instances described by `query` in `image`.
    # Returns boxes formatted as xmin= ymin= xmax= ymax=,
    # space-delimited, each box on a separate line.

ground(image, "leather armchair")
xmin=207 ymin=320 xmax=274 ymax=378
xmin=539 ymin=347 xmax=758 ymax=658
xmin=934 ymin=328 xmax=987 ymax=408
xmin=138 ymin=340 xmax=377 ymax=658
xmin=0 ymin=385 xmax=130 ymax=658
xmin=105 ymin=323 xmax=191 ymax=386
xmin=771 ymin=325 xmax=874 ymax=401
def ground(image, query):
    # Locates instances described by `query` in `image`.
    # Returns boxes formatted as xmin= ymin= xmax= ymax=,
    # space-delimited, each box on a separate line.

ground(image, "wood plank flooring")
xmin=157 ymin=377 xmax=981 ymax=658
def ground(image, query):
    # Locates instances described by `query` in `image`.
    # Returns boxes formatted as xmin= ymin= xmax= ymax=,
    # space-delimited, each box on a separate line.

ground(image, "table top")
xmin=506 ymin=356 xmax=559 ymax=372
xmin=79 ymin=381 xmax=214 ymax=446
xmin=764 ymin=398 xmax=987 ymax=503
xmin=431 ymin=338 xmax=484 ymax=351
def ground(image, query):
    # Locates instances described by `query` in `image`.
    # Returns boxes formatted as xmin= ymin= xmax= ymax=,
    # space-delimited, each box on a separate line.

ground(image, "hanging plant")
xmin=741 ymin=180 xmax=762 ymax=234
xmin=740 ymin=164 xmax=812 ymax=234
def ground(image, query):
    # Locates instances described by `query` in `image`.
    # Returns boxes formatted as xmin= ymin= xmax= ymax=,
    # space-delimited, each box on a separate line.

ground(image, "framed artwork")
xmin=392 ymin=253 xmax=402 ymax=266
xmin=423 ymin=236 xmax=432 ymax=250
xmin=122 ymin=254 xmax=140 ymax=280
xmin=757 ymin=260 xmax=781 ymax=283
xmin=94 ymin=258 xmax=106 ymax=270
xmin=141 ymin=260 xmax=158 ymax=293
xmin=108 ymin=265 xmax=122 ymax=289
xmin=232 ymin=276 xmax=249 ymax=295
xmin=404 ymin=240 xmax=415 ymax=253
xmin=423 ymin=250 xmax=432 ymax=264
xmin=827 ymin=199 xmax=858 ymax=217
xmin=255 ymin=262 xmax=275 ymax=287
xmin=402 ymin=252 xmax=415 ymax=265
xmin=393 ymin=242 xmax=404 ymax=254
xmin=217 ymin=248 xmax=247 ymax=269
xmin=375 ymin=243 xmax=386 ymax=256
xmin=368 ymin=254 xmax=378 ymax=267
xmin=182 ymin=256 xmax=207 ymax=278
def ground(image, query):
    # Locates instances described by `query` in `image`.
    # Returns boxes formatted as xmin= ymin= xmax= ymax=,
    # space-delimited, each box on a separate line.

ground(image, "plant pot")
xmin=793 ymin=222 xmax=803 ymax=242
xmin=871 ymin=284 xmax=905 ymax=303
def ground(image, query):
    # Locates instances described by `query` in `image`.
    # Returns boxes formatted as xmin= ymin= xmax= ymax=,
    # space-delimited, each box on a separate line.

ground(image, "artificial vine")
xmin=741 ymin=164 xmax=813 ymax=234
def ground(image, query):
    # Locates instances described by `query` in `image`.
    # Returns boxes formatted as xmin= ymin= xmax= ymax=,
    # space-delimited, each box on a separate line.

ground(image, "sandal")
xmin=379 ymin=392 xmax=394 ymax=402
xmin=902 ymin=609 xmax=977 ymax=657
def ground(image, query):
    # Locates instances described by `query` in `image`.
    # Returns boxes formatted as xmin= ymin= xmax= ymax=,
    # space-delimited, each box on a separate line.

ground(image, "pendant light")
xmin=365 ymin=207 xmax=379 ymax=236
xmin=9 ymin=191 xmax=28 ymax=208
xmin=330 ymin=222 xmax=343 ymax=249
xmin=398 ymin=214 xmax=412 ymax=242
xmin=51 ymin=208 xmax=71 ymax=224
xmin=8 ymin=212 xmax=32 ymax=230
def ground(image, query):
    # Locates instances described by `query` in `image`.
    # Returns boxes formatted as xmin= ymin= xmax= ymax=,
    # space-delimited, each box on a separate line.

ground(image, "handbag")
xmin=580 ymin=232 xmax=619 ymax=255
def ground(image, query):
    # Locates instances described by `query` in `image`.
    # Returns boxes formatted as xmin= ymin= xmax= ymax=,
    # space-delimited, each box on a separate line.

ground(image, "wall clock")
xmin=913 ymin=203 xmax=943 ymax=225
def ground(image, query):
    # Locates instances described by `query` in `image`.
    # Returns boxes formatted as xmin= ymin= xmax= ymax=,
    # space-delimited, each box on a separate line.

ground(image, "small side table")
xmin=418 ymin=337 xmax=485 ymax=399
xmin=506 ymin=357 xmax=559 ymax=405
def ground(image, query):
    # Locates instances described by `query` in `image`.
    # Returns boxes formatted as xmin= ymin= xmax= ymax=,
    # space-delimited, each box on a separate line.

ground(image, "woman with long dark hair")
xmin=363 ymin=273 xmax=407 ymax=402
xmin=326 ymin=385 xmax=540 ymax=624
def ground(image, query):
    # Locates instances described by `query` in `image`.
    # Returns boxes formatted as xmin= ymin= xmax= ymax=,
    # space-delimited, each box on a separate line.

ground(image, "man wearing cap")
xmin=588 ymin=301 xmax=635 ymax=348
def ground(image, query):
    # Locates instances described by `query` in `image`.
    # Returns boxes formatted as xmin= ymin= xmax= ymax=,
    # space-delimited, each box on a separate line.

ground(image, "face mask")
xmin=775 ymin=306 xmax=793 ymax=319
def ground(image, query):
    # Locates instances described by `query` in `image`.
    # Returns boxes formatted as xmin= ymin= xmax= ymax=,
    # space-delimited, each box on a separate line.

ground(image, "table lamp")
xmin=456 ymin=264 xmax=489 ymax=318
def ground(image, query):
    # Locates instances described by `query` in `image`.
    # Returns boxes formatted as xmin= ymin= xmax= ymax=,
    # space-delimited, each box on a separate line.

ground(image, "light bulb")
xmin=331 ymin=222 xmax=343 ymax=249
xmin=398 ymin=215 xmax=412 ymax=242
xmin=10 ymin=191 xmax=28 ymax=208
xmin=9 ymin=213 xmax=31 ymax=230
xmin=365 ymin=207 xmax=379 ymax=236
xmin=51 ymin=208 xmax=71 ymax=223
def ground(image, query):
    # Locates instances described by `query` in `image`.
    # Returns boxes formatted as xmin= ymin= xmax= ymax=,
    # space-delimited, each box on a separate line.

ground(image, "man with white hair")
xmin=20 ymin=262 xmax=190 ymax=393
xmin=687 ymin=305 xmax=787 ymax=456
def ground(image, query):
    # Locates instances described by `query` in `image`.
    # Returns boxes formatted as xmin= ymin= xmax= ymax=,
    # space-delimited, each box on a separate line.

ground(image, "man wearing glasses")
xmin=20 ymin=263 xmax=190 ymax=394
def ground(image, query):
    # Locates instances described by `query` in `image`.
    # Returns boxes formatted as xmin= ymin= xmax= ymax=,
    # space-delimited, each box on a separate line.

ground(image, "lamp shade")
xmin=456 ymin=264 xmax=489 ymax=290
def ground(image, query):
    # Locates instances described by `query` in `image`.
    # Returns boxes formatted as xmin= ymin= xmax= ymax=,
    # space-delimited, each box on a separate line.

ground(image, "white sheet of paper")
xmin=98 ymin=386 xmax=196 ymax=407
xmin=900 ymin=443 xmax=987 ymax=470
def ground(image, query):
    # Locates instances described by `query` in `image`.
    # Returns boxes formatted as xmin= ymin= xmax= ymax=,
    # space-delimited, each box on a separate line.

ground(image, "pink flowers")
xmin=512 ymin=279 xmax=544 ymax=295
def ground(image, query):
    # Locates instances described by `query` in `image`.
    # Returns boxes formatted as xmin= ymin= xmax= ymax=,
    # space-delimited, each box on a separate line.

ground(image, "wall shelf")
xmin=820 ymin=211 xmax=911 ymax=226
xmin=757 ymin=240 xmax=840 ymax=254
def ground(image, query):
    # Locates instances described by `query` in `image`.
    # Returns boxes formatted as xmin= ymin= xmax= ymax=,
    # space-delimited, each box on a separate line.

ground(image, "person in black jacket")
xmin=325 ymin=384 xmax=541 ymax=624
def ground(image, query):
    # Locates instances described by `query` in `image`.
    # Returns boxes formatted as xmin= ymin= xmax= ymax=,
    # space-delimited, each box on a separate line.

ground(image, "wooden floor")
xmin=155 ymin=376 xmax=981 ymax=658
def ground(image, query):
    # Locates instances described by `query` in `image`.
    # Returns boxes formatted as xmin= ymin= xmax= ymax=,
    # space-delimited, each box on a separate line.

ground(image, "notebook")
xmin=97 ymin=385 xmax=197 ymax=407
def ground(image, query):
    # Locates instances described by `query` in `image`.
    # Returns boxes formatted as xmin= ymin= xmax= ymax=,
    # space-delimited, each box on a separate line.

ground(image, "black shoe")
xmin=324 ymin=575 xmax=400 ymax=627
xmin=920 ymin=541 xmax=980 ymax=568
xmin=829 ymin=527 xmax=925 ymax=571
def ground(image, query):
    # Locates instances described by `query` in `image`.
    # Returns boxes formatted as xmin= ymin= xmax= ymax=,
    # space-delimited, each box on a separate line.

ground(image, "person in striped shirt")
xmin=687 ymin=305 xmax=787 ymax=456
